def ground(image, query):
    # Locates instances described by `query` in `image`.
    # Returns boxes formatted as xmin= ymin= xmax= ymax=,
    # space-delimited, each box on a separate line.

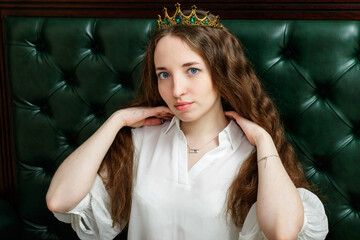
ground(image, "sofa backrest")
xmin=4 ymin=16 xmax=360 ymax=239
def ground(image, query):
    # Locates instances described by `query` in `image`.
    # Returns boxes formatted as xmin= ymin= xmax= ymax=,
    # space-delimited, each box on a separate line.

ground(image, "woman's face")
xmin=154 ymin=35 xmax=223 ymax=123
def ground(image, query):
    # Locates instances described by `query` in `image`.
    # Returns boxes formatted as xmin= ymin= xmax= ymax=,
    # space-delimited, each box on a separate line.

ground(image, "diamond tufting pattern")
xmin=5 ymin=17 xmax=360 ymax=239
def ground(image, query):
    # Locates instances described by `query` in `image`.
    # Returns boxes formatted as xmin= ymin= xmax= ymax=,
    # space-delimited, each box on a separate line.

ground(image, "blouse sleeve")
xmin=53 ymin=175 xmax=125 ymax=240
xmin=239 ymin=188 xmax=328 ymax=240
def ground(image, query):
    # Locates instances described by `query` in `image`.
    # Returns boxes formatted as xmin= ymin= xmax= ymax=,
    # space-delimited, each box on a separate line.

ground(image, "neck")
xmin=180 ymin=105 xmax=229 ymax=143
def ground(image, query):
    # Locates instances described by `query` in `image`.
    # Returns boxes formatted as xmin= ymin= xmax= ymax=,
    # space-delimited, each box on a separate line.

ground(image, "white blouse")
xmin=54 ymin=117 xmax=328 ymax=240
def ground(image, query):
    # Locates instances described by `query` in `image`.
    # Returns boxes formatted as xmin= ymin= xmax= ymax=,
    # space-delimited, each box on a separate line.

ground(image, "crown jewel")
xmin=157 ymin=3 xmax=223 ymax=29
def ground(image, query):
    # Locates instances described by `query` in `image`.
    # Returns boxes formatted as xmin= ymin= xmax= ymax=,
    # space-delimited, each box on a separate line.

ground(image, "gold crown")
xmin=157 ymin=3 xmax=223 ymax=29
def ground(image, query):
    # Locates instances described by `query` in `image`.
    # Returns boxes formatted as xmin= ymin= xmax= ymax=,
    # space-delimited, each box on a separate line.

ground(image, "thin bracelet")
xmin=257 ymin=154 xmax=280 ymax=168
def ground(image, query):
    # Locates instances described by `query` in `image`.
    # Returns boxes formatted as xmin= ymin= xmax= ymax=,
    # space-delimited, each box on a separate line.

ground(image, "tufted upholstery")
xmin=4 ymin=17 xmax=360 ymax=239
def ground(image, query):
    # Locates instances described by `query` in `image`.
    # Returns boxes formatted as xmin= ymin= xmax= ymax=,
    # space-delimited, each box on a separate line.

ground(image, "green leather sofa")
xmin=3 ymin=16 xmax=360 ymax=239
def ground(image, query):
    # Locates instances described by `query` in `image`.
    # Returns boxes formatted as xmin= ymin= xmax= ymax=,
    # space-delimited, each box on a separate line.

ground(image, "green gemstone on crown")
xmin=165 ymin=18 xmax=169 ymax=25
xmin=175 ymin=14 xmax=182 ymax=23
xmin=190 ymin=16 xmax=196 ymax=23
xmin=205 ymin=19 xmax=209 ymax=24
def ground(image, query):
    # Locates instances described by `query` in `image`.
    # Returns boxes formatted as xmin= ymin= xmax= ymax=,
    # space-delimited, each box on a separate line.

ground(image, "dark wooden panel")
xmin=1 ymin=0 xmax=360 ymax=19
xmin=0 ymin=9 xmax=15 ymax=205
xmin=0 ymin=0 xmax=360 ymax=19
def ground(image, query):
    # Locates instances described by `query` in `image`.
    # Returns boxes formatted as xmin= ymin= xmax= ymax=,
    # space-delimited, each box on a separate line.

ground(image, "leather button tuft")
xmin=353 ymin=124 xmax=360 ymax=138
xmin=65 ymin=133 xmax=78 ymax=147
xmin=40 ymin=105 xmax=48 ymax=113
xmin=93 ymin=105 xmax=105 ymax=119
xmin=35 ymin=41 xmax=47 ymax=52
xmin=90 ymin=40 xmax=102 ymax=54
xmin=40 ymin=104 xmax=51 ymax=117
xmin=41 ymin=160 xmax=57 ymax=175
xmin=281 ymin=48 xmax=292 ymax=59
xmin=117 ymin=72 xmax=132 ymax=88
xmin=283 ymin=115 xmax=296 ymax=131
xmin=42 ymin=165 xmax=53 ymax=176
xmin=353 ymin=202 xmax=360 ymax=211
xmin=63 ymin=71 xmax=76 ymax=85
xmin=350 ymin=192 xmax=360 ymax=210
xmin=313 ymin=155 xmax=329 ymax=171
xmin=315 ymin=83 xmax=332 ymax=99
xmin=315 ymin=160 xmax=326 ymax=169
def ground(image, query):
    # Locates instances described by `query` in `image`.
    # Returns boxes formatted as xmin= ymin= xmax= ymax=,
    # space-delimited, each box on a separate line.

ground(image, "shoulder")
xmin=131 ymin=120 xmax=171 ymax=149
xmin=131 ymin=120 xmax=170 ymax=138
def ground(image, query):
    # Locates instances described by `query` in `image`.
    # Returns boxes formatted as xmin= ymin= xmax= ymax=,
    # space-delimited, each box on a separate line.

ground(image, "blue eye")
xmin=158 ymin=72 xmax=170 ymax=79
xmin=188 ymin=68 xmax=199 ymax=75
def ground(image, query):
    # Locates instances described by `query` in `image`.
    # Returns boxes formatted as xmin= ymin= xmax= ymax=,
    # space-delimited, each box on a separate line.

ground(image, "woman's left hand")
xmin=224 ymin=111 xmax=269 ymax=146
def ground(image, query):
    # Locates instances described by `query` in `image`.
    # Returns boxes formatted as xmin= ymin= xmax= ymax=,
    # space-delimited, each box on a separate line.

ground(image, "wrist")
xmin=254 ymin=130 xmax=272 ymax=146
xmin=111 ymin=110 xmax=127 ymax=129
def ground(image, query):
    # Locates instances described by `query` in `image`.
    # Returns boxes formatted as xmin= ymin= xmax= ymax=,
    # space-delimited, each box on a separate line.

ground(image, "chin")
xmin=175 ymin=112 xmax=199 ymax=123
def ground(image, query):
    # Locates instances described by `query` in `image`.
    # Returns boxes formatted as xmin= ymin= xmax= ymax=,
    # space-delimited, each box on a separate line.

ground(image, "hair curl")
xmin=100 ymin=21 xmax=311 ymax=228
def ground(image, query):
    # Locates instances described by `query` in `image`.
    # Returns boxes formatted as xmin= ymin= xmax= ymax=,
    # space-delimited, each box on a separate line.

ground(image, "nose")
xmin=172 ymin=74 xmax=186 ymax=98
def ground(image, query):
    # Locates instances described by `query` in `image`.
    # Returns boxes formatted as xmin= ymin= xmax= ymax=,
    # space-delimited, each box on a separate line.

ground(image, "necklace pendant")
xmin=189 ymin=149 xmax=199 ymax=153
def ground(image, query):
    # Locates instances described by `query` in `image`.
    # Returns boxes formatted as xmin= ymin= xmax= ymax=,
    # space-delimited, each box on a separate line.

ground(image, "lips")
xmin=174 ymin=102 xmax=193 ymax=111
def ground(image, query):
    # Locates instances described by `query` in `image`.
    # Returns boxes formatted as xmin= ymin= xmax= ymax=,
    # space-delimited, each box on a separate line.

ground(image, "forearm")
xmin=46 ymin=110 xmax=124 ymax=213
xmin=255 ymin=132 xmax=304 ymax=240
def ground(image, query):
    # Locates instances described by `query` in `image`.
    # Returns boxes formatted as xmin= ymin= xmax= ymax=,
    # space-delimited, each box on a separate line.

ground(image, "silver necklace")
xmin=187 ymin=135 xmax=218 ymax=153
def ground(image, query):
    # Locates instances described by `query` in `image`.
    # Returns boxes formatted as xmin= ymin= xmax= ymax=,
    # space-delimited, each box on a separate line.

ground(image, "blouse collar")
xmin=164 ymin=116 xmax=245 ymax=151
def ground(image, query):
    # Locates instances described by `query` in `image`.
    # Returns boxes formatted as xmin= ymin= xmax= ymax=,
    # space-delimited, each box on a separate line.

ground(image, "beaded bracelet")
xmin=257 ymin=154 xmax=280 ymax=167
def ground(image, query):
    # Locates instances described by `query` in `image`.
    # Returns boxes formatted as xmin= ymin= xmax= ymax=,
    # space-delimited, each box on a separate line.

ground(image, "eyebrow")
xmin=155 ymin=61 xmax=201 ymax=71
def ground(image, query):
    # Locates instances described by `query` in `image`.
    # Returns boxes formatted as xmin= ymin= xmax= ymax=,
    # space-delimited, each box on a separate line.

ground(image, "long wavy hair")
xmin=100 ymin=18 xmax=311 ymax=229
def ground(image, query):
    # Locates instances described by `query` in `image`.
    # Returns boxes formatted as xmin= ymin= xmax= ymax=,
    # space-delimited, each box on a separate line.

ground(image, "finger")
xmin=225 ymin=114 xmax=234 ymax=120
xmin=162 ymin=116 xmax=173 ymax=121
xmin=142 ymin=118 xmax=163 ymax=126
xmin=150 ymin=106 xmax=174 ymax=118
xmin=167 ymin=109 xmax=175 ymax=115
xmin=159 ymin=106 xmax=175 ymax=116
xmin=138 ymin=107 xmax=173 ymax=125
xmin=224 ymin=111 xmax=238 ymax=120
xmin=163 ymin=113 xmax=175 ymax=118
xmin=224 ymin=111 xmax=237 ymax=116
xmin=141 ymin=107 xmax=167 ymax=119
xmin=156 ymin=106 xmax=173 ymax=113
xmin=225 ymin=111 xmax=248 ymax=122
xmin=155 ymin=112 xmax=175 ymax=120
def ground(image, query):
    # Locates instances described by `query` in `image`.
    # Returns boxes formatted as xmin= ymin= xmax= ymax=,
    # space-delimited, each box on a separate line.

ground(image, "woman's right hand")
xmin=118 ymin=106 xmax=174 ymax=128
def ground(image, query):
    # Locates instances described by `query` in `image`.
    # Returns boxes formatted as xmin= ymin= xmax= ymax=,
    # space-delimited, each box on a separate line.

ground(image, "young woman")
xmin=46 ymin=4 xmax=328 ymax=240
